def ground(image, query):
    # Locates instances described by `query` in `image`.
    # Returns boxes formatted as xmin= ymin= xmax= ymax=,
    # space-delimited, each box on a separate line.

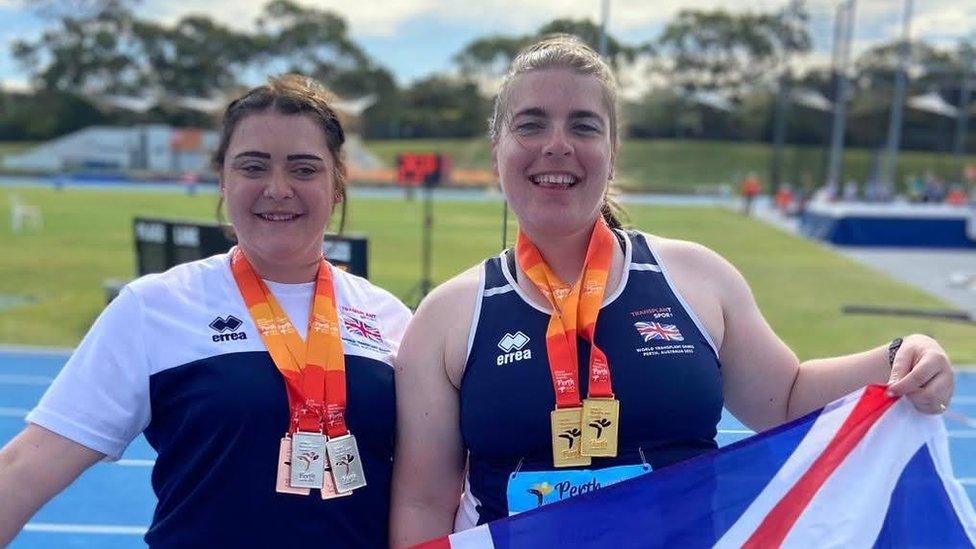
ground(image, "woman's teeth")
xmin=257 ymin=213 xmax=299 ymax=221
xmin=530 ymin=173 xmax=579 ymax=187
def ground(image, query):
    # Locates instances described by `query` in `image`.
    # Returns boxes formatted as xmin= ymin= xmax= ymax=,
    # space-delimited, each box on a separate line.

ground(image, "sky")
xmin=0 ymin=0 xmax=974 ymax=93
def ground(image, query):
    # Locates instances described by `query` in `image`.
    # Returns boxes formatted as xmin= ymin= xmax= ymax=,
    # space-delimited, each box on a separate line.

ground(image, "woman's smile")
xmin=529 ymin=172 xmax=581 ymax=188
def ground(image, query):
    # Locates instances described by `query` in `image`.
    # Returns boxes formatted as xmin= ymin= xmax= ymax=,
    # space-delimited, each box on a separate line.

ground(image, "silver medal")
xmin=326 ymin=433 xmax=367 ymax=492
xmin=289 ymin=431 xmax=327 ymax=489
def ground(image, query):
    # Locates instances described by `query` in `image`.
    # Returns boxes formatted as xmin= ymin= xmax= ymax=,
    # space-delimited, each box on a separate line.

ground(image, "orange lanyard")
xmin=230 ymin=248 xmax=349 ymax=437
xmin=516 ymin=218 xmax=616 ymax=408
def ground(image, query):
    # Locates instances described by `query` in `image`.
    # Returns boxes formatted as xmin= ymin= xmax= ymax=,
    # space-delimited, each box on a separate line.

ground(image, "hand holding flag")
xmin=886 ymin=334 xmax=954 ymax=415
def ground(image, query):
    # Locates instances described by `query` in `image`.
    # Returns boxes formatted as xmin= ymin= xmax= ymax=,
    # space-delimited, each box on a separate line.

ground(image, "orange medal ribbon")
xmin=516 ymin=218 xmax=616 ymax=407
xmin=230 ymin=247 xmax=349 ymax=437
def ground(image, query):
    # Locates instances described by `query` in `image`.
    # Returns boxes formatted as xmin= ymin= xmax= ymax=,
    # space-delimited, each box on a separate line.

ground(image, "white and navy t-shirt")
xmin=27 ymin=253 xmax=411 ymax=548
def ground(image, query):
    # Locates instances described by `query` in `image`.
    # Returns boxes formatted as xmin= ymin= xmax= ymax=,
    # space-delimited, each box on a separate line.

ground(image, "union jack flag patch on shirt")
xmin=635 ymin=321 xmax=684 ymax=342
xmin=343 ymin=316 xmax=383 ymax=343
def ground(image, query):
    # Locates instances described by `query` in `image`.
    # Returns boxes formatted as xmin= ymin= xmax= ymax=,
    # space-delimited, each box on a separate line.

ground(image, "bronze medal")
xmin=321 ymin=461 xmax=353 ymax=499
xmin=275 ymin=437 xmax=311 ymax=495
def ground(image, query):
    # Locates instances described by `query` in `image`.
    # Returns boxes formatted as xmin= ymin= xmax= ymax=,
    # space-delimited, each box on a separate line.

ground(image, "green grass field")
xmin=2 ymin=185 xmax=974 ymax=362
xmin=0 ymin=142 xmax=35 ymax=157
xmin=367 ymin=138 xmax=976 ymax=193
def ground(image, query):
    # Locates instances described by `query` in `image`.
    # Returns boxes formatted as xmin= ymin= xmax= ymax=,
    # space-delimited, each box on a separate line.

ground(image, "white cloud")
xmin=913 ymin=7 xmax=976 ymax=43
xmin=7 ymin=0 xmax=972 ymax=87
xmin=1 ymin=77 xmax=32 ymax=93
xmin=138 ymin=0 xmax=976 ymax=44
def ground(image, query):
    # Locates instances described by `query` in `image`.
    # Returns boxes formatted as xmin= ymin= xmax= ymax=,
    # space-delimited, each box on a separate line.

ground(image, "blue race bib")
xmin=506 ymin=463 xmax=651 ymax=515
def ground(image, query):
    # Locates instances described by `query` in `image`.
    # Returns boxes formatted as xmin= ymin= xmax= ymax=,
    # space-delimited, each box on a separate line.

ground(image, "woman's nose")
xmin=541 ymin=129 xmax=573 ymax=158
xmin=264 ymin=170 xmax=294 ymax=199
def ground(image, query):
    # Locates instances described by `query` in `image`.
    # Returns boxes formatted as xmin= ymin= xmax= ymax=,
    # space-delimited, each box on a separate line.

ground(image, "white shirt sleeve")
xmin=380 ymin=297 xmax=412 ymax=358
xmin=26 ymin=286 xmax=151 ymax=460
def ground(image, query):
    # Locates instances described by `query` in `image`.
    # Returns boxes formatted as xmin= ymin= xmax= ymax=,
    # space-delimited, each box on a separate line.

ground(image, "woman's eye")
xmin=293 ymin=166 xmax=317 ymax=177
xmin=239 ymin=164 xmax=265 ymax=174
xmin=515 ymin=121 xmax=543 ymax=133
xmin=575 ymin=123 xmax=600 ymax=134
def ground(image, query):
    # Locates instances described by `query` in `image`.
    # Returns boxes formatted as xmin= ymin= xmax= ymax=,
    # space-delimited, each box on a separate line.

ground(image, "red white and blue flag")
xmin=417 ymin=386 xmax=976 ymax=548
xmin=635 ymin=321 xmax=684 ymax=342
xmin=342 ymin=316 xmax=383 ymax=342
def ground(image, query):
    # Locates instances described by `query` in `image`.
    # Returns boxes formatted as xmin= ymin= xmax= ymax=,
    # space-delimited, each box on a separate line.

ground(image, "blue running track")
xmin=2 ymin=347 xmax=975 ymax=547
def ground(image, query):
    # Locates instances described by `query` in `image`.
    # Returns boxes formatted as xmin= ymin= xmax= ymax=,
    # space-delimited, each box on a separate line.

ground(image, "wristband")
xmin=887 ymin=337 xmax=904 ymax=368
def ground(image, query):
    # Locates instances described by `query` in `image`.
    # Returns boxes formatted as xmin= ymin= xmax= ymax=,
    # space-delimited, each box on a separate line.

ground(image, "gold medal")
xmin=550 ymin=407 xmax=591 ymax=468
xmin=275 ymin=437 xmax=311 ymax=495
xmin=580 ymin=398 xmax=619 ymax=457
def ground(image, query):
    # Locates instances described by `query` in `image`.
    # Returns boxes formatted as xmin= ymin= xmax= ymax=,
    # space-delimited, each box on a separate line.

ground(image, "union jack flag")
xmin=634 ymin=321 xmax=683 ymax=342
xmin=420 ymin=386 xmax=976 ymax=549
xmin=342 ymin=316 xmax=383 ymax=342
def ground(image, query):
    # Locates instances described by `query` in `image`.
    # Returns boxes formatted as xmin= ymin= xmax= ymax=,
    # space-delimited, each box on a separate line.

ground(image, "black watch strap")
xmin=887 ymin=337 xmax=904 ymax=368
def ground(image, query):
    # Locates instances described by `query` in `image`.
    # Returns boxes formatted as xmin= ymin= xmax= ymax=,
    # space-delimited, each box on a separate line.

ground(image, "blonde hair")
xmin=489 ymin=35 xmax=625 ymax=228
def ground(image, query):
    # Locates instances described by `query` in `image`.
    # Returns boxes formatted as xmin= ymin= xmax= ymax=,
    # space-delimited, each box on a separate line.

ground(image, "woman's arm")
xmin=791 ymin=334 xmax=953 ymax=417
xmin=390 ymin=272 xmax=479 ymax=548
xmin=657 ymin=238 xmax=953 ymax=432
xmin=0 ymin=424 xmax=103 ymax=546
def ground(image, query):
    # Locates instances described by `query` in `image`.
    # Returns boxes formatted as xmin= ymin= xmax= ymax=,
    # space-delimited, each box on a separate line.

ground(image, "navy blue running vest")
xmin=459 ymin=230 xmax=724 ymax=524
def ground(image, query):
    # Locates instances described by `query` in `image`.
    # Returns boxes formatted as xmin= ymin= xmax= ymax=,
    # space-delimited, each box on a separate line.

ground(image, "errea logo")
xmin=210 ymin=315 xmax=248 ymax=342
xmin=497 ymin=331 xmax=532 ymax=366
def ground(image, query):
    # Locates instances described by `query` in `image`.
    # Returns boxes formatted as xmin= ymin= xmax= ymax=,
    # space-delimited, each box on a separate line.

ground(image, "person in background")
xmin=774 ymin=182 xmax=794 ymax=215
xmin=0 ymin=74 xmax=411 ymax=548
xmin=389 ymin=35 xmax=954 ymax=547
xmin=740 ymin=172 xmax=762 ymax=215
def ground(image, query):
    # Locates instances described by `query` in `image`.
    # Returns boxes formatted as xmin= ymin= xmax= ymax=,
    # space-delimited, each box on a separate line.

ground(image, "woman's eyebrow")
xmin=513 ymin=107 xmax=547 ymax=118
xmin=570 ymin=110 xmax=604 ymax=122
xmin=233 ymin=151 xmax=271 ymax=160
xmin=286 ymin=154 xmax=324 ymax=162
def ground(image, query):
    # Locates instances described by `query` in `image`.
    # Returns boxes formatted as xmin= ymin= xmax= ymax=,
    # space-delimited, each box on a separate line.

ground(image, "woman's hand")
xmin=886 ymin=334 xmax=955 ymax=414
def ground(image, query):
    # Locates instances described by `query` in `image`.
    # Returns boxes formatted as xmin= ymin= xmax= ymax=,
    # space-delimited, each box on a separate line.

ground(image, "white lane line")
xmin=0 ymin=374 xmax=53 ymax=386
xmin=0 ymin=344 xmax=73 ymax=357
xmin=0 ymin=407 xmax=28 ymax=417
xmin=718 ymin=429 xmax=753 ymax=435
xmin=114 ymin=459 xmax=154 ymax=467
xmin=23 ymin=523 xmax=146 ymax=535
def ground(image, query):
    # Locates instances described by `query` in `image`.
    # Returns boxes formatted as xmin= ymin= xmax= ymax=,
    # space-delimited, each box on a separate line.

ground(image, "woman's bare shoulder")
xmin=641 ymin=232 xmax=733 ymax=274
xmin=418 ymin=264 xmax=482 ymax=316
xmin=400 ymin=263 xmax=484 ymax=387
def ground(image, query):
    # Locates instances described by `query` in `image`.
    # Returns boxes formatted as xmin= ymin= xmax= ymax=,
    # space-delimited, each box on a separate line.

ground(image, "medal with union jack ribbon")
xmin=231 ymin=248 xmax=366 ymax=497
xmin=516 ymin=217 xmax=620 ymax=466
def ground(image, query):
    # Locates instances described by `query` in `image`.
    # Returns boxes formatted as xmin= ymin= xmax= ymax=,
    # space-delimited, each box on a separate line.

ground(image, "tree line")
xmin=1 ymin=0 xmax=973 ymax=153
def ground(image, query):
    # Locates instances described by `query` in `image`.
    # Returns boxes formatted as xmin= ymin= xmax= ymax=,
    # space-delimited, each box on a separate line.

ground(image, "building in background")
xmin=3 ymin=125 xmax=217 ymax=174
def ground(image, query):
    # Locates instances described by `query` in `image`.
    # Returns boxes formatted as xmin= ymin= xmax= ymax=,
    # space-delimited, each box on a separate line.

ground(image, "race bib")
xmin=506 ymin=463 xmax=651 ymax=515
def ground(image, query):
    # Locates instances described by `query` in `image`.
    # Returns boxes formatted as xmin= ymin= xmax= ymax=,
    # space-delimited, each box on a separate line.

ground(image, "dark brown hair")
xmin=490 ymin=35 xmax=625 ymax=229
xmin=214 ymin=74 xmax=348 ymax=233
